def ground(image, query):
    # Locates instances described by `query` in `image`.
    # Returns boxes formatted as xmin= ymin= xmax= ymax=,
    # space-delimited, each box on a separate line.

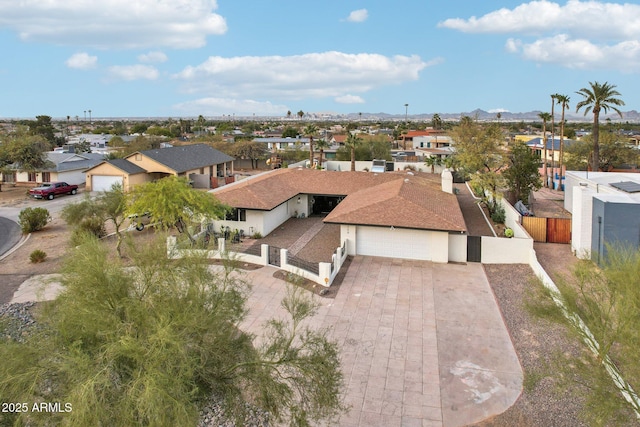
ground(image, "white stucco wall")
xmin=481 ymin=236 xmax=533 ymax=264
xmin=263 ymin=202 xmax=290 ymax=235
xmin=571 ymin=185 xmax=595 ymax=258
xmin=448 ymin=233 xmax=467 ymax=263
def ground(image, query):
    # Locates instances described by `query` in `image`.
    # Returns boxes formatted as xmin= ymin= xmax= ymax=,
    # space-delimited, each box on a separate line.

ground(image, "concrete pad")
xmin=10 ymin=274 xmax=63 ymax=303
xmin=237 ymin=257 xmax=522 ymax=427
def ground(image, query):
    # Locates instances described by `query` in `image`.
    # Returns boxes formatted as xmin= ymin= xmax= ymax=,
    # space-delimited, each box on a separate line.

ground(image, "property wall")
xmin=571 ymin=185 xmax=594 ymax=258
xmin=448 ymin=233 xmax=467 ymax=263
xmin=481 ymin=236 xmax=533 ymax=264
xmin=430 ymin=231 xmax=449 ymax=263
xmin=499 ymin=198 xmax=529 ymax=239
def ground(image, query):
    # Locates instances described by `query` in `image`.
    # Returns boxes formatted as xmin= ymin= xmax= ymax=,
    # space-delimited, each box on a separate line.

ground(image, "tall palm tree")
xmin=575 ymin=81 xmax=625 ymax=172
xmin=345 ymin=133 xmax=362 ymax=172
xmin=555 ymin=95 xmax=570 ymax=189
xmin=303 ymin=124 xmax=318 ymax=168
xmin=432 ymin=113 xmax=442 ymax=130
xmin=315 ymin=138 xmax=329 ymax=169
xmin=550 ymin=94 xmax=559 ymax=189
xmin=538 ymin=112 xmax=552 ymax=187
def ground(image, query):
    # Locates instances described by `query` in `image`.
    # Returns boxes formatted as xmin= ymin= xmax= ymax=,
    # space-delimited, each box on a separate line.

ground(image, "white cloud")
xmin=509 ymin=35 xmax=640 ymax=72
xmin=65 ymin=52 xmax=97 ymax=70
xmin=173 ymin=97 xmax=289 ymax=116
xmin=107 ymin=64 xmax=159 ymax=81
xmin=138 ymin=51 xmax=168 ymax=63
xmin=438 ymin=1 xmax=640 ymax=39
xmin=488 ymin=108 xmax=510 ymax=114
xmin=174 ymin=51 xmax=430 ymax=101
xmin=335 ymin=95 xmax=365 ymax=104
xmin=440 ymin=1 xmax=640 ymax=72
xmin=346 ymin=9 xmax=368 ymax=23
xmin=0 ymin=0 xmax=227 ymax=49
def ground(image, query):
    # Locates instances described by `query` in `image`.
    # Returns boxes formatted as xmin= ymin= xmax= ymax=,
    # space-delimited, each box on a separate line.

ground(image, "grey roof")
xmin=11 ymin=152 xmax=105 ymax=173
xmin=526 ymin=137 xmax=575 ymax=151
xmin=137 ymin=144 xmax=234 ymax=173
xmin=104 ymin=159 xmax=147 ymax=174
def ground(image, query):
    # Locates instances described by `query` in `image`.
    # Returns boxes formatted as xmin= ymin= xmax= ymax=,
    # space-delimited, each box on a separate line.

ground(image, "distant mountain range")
xmin=330 ymin=109 xmax=640 ymax=123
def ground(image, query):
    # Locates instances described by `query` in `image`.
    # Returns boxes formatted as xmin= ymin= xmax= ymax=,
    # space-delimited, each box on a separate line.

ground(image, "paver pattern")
xmin=239 ymin=257 xmax=522 ymax=427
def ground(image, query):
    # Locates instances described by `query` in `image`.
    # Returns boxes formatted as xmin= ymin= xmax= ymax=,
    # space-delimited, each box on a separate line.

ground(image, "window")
xmin=28 ymin=172 xmax=37 ymax=182
xmin=225 ymin=208 xmax=246 ymax=221
xmin=42 ymin=172 xmax=51 ymax=182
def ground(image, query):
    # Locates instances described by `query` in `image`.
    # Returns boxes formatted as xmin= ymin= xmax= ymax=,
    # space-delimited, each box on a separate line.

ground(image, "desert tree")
xmin=450 ymin=116 xmax=506 ymax=213
xmin=127 ymin=176 xmax=228 ymax=244
xmin=502 ymin=141 xmax=542 ymax=203
xmin=575 ymin=81 xmax=625 ymax=172
xmin=0 ymin=236 xmax=346 ymax=426
xmin=315 ymin=138 xmax=329 ymax=169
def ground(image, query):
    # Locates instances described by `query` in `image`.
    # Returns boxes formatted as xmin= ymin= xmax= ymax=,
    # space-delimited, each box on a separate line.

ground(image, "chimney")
xmin=441 ymin=168 xmax=453 ymax=194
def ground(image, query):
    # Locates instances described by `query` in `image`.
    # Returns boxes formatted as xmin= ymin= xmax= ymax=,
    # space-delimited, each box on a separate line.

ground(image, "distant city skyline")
xmin=1 ymin=1 xmax=639 ymax=119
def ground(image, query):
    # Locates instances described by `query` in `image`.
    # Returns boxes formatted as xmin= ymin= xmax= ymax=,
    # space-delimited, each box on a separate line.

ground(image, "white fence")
xmin=166 ymin=236 xmax=349 ymax=287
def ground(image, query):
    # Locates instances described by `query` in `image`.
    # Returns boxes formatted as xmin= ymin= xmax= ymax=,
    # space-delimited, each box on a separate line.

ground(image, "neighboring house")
xmin=564 ymin=171 xmax=640 ymax=261
xmin=253 ymin=137 xmax=310 ymax=151
xmin=4 ymin=152 xmax=105 ymax=186
xmin=211 ymin=168 xmax=467 ymax=263
xmin=400 ymin=130 xmax=447 ymax=150
xmin=411 ymin=135 xmax=453 ymax=150
xmin=84 ymin=143 xmax=234 ymax=192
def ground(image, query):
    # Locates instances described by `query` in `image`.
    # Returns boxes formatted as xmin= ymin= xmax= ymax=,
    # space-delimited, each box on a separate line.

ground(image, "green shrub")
xmin=29 ymin=249 xmax=47 ymax=263
xmin=251 ymin=232 xmax=263 ymax=239
xmin=18 ymin=207 xmax=51 ymax=233
xmin=491 ymin=204 xmax=506 ymax=224
xmin=504 ymin=228 xmax=514 ymax=238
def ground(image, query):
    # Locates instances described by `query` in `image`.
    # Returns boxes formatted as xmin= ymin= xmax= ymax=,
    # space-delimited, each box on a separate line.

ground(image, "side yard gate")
xmin=522 ymin=217 xmax=571 ymax=244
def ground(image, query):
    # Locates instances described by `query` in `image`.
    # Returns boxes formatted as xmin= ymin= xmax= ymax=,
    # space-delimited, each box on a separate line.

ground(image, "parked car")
xmin=127 ymin=212 xmax=153 ymax=231
xmin=29 ymin=182 xmax=78 ymax=200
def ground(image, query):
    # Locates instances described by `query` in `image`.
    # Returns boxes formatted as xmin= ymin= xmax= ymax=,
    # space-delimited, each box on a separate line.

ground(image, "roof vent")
xmin=404 ymin=178 xmax=409 ymax=183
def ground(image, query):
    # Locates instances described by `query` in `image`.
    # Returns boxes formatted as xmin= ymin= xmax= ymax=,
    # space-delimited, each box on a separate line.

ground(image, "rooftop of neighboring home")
xmin=137 ymin=143 xmax=234 ymax=173
xmin=212 ymin=168 xmax=466 ymax=233
xmin=526 ymin=137 xmax=576 ymax=151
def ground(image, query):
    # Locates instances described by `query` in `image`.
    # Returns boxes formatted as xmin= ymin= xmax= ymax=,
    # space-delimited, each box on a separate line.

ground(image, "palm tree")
xmin=345 ymin=133 xmax=362 ymax=171
xmin=424 ymin=156 xmax=442 ymax=173
xmin=550 ymin=94 xmax=559 ymax=189
xmin=575 ymin=81 xmax=625 ymax=172
xmin=297 ymin=110 xmax=304 ymax=120
xmin=286 ymin=110 xmax=292 ymax=120
xmin=303 ymin=124 xmax=318 ymax=168
xmin=432 ymin=113 xmax=442 ymax=130
xmin=555 ymin=94 xmax=570 ymax=188
xmin=315 ymin=138 xmax=329 ymax=169
xmin=538 ymin=112 xmax=552 ymax=187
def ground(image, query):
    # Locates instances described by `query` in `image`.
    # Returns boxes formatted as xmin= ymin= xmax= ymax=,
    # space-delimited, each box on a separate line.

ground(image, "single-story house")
xmin=84 ymin=143 xmax=234 ymax=192
xmin=3 ymin=152 xmax=106 ymax=186
xmin=564 ymin=171 xmax=640 ymax=261
xmin=211 ymin=168 xmax=467 ymax=263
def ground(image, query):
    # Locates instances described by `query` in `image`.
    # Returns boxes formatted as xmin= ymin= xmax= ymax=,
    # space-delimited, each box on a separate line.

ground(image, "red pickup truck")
xmin=29 ymin=182 xmax=79 ymax=200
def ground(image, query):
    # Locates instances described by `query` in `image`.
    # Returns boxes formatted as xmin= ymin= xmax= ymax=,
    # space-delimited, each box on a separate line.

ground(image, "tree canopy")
xmin=503 ymin=141 xmax=542 ymax=203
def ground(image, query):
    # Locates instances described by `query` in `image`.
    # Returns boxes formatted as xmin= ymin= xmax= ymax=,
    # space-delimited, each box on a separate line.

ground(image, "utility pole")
xmin=404 ymin=103 xmax=409 ymax=124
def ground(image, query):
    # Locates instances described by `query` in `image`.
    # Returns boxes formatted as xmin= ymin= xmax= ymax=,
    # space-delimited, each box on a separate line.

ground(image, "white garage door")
xmin=92 ymin=175 xmax=123 ymax=192
xmin=356 ymin=226 xmax=431 ymax=260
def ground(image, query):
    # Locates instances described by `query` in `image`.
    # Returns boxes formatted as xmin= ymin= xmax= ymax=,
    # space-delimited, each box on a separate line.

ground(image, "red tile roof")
xmin=213 ymin=168 xmax=466 ymax=232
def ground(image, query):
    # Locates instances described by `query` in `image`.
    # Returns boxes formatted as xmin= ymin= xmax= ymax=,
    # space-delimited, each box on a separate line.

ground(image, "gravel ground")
xmin=474 ymin=264 xmax=637 ymax=427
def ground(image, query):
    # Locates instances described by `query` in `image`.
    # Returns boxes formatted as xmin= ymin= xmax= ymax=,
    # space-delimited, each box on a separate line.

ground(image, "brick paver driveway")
xmin=238 ymin=256 xmax=522 ymax=427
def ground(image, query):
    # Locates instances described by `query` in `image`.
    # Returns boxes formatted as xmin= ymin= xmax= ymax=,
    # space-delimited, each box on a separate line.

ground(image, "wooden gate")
xmin=522 ymin=217 xmax=571 ymax=244
xmin=522 ymin=217 xmax=547 ymax=242
xmin=467 ymin=236 xmax=482 ymax=262
xmin=547 ymin=218 xmax=572 ymax=244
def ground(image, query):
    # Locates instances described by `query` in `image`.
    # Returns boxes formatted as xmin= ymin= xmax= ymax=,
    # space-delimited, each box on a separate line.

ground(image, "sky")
xmin=0 ymin=0 xmax=639 ymax=119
